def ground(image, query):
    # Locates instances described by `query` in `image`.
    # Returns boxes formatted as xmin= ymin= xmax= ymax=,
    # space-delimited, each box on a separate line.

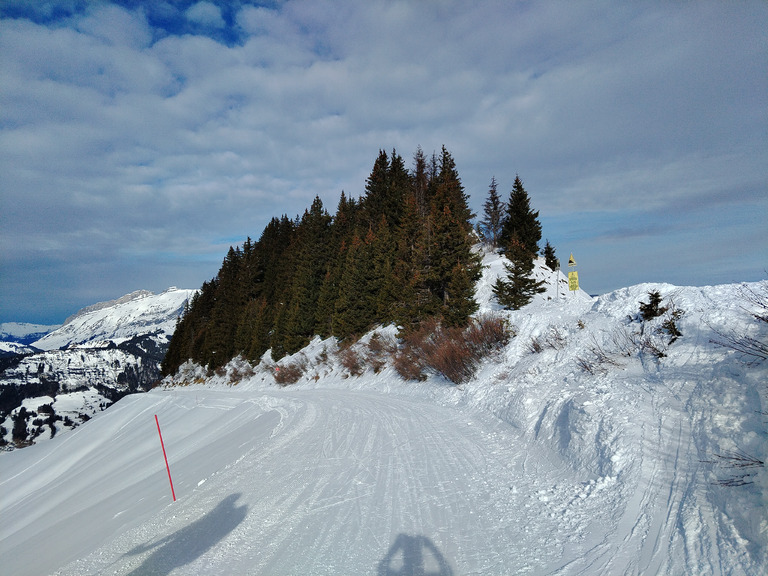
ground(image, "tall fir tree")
xmin=333 ymin=230 xmax=378 ymax=337
xmin=282 ymin=196 xmax=332 ymax=354
xmin=477 ymin=176 xmax=505 ymax=250
xmin=499 ymin=175 xmax=541 ymax=257
xmin=427 ymin=146 xmax=481 ymax=326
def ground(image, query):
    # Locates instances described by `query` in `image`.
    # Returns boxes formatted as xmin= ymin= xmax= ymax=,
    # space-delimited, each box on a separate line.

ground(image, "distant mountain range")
xmin=0 ymin=322 xmax=60 ymax=348
xmin=0 ymin=288 xmax=195 ymax=450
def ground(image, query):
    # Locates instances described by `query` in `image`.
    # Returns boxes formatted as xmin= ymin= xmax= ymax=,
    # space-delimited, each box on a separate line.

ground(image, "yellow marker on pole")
xmin=567 ymin=253 xmax=579 ymax=292
xmin=568 ymin=270 xmax=579 ymax=291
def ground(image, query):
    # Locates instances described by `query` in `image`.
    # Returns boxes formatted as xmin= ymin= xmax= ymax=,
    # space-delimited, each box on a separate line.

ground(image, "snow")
xmin=33 ymin=288 xmax=196 ymax=351
xmin=0 ymin=341 xmax=39 ymax=355
xmin=0 ymin=322 xmax=60 ymax=341
xmin=0 ymin=254 xmax=765 ymax=575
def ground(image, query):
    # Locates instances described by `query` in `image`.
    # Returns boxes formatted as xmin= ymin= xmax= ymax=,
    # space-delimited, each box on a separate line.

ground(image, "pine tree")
xmin=315 ymin=192 xmax=358 ymax=337
xmin=333 ymin=231 xmax=378 ymax=337
xmin=282 ymin=196 xmax=331 ymax=354
xmin=477 ymin=177 xmax=505 ymax=250
xmin=542 ymin=239 xmax=559 ymax=271
xmin=427 ymin=146 xmax=481 ymax=326
xmin=499 ymin=175 xmax=541 ymax=257
xmin=493 ymin=237 xmax=546 ymax=310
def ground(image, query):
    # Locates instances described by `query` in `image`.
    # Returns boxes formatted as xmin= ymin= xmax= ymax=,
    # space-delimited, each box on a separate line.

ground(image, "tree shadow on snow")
xmin=124 ymin=493 xmax=247 ymax=576
xmin=377 ymin=533 xmax=454 ymax=576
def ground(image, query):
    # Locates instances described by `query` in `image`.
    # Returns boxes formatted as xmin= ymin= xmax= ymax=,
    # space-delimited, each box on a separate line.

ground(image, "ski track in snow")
xmin=0 ymin=377 xmax=760 ymax=576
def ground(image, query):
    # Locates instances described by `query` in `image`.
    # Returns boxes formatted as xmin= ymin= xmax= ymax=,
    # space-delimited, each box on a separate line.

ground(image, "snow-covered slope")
xmin=33 ymin=288 xmax=196 ymax=351
xmin=0 ymin=322 xmax=59 ymax=345
xmin=0 ymin=254 xmax=765 ymax=575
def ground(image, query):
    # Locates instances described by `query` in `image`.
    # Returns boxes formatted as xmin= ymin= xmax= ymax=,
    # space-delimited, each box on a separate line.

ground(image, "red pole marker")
xmin=155 ymin=414 xmax=176 ymax=502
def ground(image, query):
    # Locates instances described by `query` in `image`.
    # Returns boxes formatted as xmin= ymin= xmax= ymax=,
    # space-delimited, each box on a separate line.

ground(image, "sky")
xmin=1 ymin=0 xmax=766 ymax=325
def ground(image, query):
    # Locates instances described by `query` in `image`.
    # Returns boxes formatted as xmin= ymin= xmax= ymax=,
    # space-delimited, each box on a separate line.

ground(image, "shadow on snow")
xmin=378 ymin=533 xmax=454 ymax=576
xmin=124 ymin=493 xmax=247 ymax=576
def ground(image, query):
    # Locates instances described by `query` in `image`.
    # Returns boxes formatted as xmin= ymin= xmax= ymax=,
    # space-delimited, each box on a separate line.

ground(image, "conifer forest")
xmin=163 ymin=147 xmax=547 ymax=374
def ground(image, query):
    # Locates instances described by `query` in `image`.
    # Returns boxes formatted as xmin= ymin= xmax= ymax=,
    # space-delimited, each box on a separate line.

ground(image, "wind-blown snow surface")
xmin=1 ymin=258 xmax=766 ymax=575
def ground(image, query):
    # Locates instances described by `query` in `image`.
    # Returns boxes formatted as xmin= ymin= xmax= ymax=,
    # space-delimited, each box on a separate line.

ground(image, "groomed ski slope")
xmin=1 ymin=256 xmax=766 ymax=575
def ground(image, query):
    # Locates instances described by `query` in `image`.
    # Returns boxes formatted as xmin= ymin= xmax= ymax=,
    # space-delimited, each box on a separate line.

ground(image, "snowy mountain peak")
xmin=62 ymin=290 xmax=155 ymax=325
xmin=33 ymin=288 xmax=197 ymax=351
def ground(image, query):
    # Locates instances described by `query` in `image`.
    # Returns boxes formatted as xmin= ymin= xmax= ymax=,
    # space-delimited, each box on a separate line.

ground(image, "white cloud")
xmin=73 ymin=4 xmax=152 ymax=48
xmin=185 ymin=1 xmax=226 ymax=30
xmin=0 ymin=0 xmax=766 ymax=321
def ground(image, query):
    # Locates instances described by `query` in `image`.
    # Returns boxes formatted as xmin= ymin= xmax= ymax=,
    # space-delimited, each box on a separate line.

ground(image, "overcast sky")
xmin=1 ymin=1 xmax=766 ymax=325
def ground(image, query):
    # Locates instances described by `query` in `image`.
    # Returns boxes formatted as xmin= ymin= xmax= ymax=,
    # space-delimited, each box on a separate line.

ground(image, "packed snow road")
xmin=5 ymin=387 xmax=569 ymax=575
xmin=0 ymin=379 xmax=755 ymax=575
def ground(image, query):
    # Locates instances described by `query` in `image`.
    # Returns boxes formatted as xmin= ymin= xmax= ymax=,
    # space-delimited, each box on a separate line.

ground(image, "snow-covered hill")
xmin=0 ymin=288 xmax=196 ymax=449
xmin=0 ymin=322 xmax=59 ymax=346
xmin=1 ymin=252 xmax=765 ymax=574
xmin=33 ymin=288 xmax=196 ymax=350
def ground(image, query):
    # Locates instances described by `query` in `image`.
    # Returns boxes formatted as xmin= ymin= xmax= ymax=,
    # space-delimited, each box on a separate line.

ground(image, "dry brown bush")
xmin=274 ymin=362 xmax=304 ymax=385
xmin=338 ymin=346 xmax=364 ymax=376
xmin=394 ymin=314 xmax=511 ymax=384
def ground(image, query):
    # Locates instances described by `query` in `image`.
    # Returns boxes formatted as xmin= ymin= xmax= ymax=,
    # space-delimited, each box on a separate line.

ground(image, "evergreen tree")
xmin=493 ymin=237 xmax=546 ymax=310
xmin=542 ymin=239 xmax=559 ymax=271
xmin=427 ymin=146 xmax=481 ymax=326
xmin=411 ymin=146 xmax=430 ymax=219
xmin=477 ymin=177 xmax=505 ymax=250
xmin=282 ymin=197 xmax=332 ymax=354
xmin=333 ymin=231 xmax=378 ymax=337
xmin=499 ymin=175 xmax=541 ymax=257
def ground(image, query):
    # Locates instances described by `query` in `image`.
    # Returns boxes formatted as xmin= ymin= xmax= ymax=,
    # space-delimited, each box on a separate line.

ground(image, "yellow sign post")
xmin=568 ymin=253 xmax=579 ymax=292
xmin=568 ymin=270 xmax=579 ymax=291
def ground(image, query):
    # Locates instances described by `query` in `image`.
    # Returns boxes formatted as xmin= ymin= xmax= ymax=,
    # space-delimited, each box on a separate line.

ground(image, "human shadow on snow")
xmin=124 ymin=493 xmax=247 ymax=576
xmin=377 ymin=533 xmax=454 ymax=576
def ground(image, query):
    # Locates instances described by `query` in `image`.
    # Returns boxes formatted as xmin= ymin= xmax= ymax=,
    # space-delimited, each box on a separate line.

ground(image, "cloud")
xmin=0 ymin=0 xmax=766 ymax=322
xmin=73 ymin=3 xmax=152 ymax=48
xmin=185 ymin=1 xmax=226 ymax=30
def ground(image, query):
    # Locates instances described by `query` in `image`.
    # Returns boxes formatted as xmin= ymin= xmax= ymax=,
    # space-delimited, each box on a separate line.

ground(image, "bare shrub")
xmin=575 ymin=334 xmax=622 ymax=374
xmin=274 ymin=362 xmax=304 ymax=386
xmin=702 ymin=448 xmax=765 ymax=487
xmin=395 ymin=314 xmax=512 ymax=384
xmin=709 ymin=282 xmax=768 ymax=365
xmin=427 ymin=333 xmax=477 ymax=384
xmin=229 ymin=362 xmax=254 ymax=385
xmin=575 ymin=355 xmax=606 ymax=376
xmin=393 ymin=347 xmax=426 ymax=381
xmin=528 ymin=336 xmax=543 ymax=354
xmin=465 ymin=313 xmax=513 ymax=354
xmin=544 ymin=326 xmax=567 ymax=350
xmin=366 ymin=333 xmax=396 ymax=373
xmin=338 ymin=346 xmax=364 ymax=377
xmin=609 ymin=327 xmax=636 ymax=357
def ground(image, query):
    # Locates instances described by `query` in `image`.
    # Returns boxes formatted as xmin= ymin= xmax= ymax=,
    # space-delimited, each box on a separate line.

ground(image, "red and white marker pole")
xmin=155 ymin=414 xmax=176 ymax=502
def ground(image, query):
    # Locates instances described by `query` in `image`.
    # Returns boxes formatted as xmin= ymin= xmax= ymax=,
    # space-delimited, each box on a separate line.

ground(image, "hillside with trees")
xmin=163 ymin=148 xmax=553 ymax=376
